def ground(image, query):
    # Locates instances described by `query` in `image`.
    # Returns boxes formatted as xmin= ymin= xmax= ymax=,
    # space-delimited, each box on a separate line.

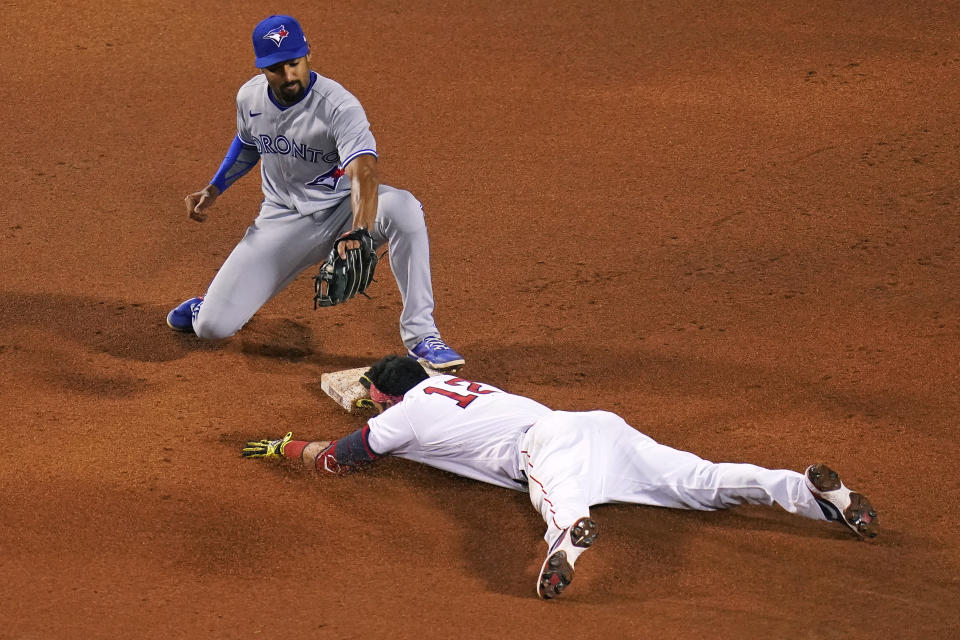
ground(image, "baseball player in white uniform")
xmin=242 ymin=356 xmax=879 ymax=600
xmin=166 ymin=15 xmax=464 ymax=371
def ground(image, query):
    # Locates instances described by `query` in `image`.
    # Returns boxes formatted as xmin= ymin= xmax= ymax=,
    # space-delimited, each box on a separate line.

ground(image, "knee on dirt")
xmin=193 ymin=314 xmax=241 ymax=340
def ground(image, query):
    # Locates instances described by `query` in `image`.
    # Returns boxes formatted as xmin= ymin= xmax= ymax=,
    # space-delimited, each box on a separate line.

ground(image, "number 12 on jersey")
xmin=423 ymin=377 xmax=496 ymax=408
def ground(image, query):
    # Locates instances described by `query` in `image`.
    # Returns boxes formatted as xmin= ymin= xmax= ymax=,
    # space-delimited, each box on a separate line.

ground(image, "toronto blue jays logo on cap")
xmin=263 ymin=25 xmax=289 ymax=47
xmin=252 ymin=15 xmax=310 ymax=68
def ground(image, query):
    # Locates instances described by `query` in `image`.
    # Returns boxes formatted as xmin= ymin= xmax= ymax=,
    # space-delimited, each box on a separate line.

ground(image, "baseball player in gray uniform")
xmin=242 ymin=355 xmax=879 ymax=600
xmin=166 ymin=15 xmax=464 ymax=371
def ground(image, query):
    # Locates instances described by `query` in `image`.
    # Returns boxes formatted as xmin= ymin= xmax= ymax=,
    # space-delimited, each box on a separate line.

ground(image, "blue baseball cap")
xmin=252 ymin=15 xmax=310 ymax=68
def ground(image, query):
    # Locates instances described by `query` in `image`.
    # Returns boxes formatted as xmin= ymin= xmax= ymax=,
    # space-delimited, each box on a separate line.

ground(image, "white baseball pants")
xmin=521 ymin=411 xmax=827 ymax=547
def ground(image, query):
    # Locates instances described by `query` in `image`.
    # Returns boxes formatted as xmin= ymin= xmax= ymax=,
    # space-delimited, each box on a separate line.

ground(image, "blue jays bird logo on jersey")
xmin=263 ymin=25 xmax=289 ymax=47
xmin=307 ymin=166 xmax=345 ymax=191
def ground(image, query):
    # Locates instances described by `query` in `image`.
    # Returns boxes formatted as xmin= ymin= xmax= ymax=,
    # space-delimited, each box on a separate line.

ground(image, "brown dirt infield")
xmin=2 ymin=1 xmax=958 ymax=638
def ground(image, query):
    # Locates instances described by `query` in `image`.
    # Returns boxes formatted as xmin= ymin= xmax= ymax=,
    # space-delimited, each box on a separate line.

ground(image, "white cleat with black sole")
xmin=536 ymin=517 xmax=599 ymax=600
xmin=805 ymin=463 xmax=879 ymax=539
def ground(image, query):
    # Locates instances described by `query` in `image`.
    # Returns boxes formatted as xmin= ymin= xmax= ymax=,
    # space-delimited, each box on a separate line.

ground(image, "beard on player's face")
xmin=279 ymin=80 xmax=304 ymax=101
xmin=264 ymin=55 xmax=311 ymax=105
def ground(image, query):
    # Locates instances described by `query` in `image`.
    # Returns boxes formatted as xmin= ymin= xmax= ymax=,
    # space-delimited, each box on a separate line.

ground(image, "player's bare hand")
xmin=336 ymin=228 xmax=364 ymax=258
xmin=185 ymin=184 xmax=221 ymax=222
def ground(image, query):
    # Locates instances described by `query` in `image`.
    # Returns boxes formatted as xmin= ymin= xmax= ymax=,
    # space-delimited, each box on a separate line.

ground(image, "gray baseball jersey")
xmin=235 ymin=72 xmax=377 ymax=215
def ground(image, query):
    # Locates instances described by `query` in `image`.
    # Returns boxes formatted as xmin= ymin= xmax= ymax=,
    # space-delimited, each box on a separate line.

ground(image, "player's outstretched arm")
xmin=241 ymin=427 xmax=383 ymax=475
xmin=185 ymin=135 xmax=261 ymax=222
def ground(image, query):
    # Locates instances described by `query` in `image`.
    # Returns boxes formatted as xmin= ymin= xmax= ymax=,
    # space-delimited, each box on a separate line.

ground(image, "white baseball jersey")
xmin=235 ymin=71 xmax=377 ymax=215
xmin=367 ymin=375 xmax=552 ymax=490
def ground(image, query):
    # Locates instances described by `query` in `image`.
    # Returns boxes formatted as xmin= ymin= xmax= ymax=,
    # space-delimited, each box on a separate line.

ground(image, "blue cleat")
xmin=166 ymin=296 xmax=203 ymax=333
xmin=408 ymin=336 xmax=465 ymax=371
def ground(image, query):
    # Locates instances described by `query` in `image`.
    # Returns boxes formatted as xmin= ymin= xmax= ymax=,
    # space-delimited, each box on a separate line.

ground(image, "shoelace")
xmin=422 ymin=336 xmax=451 ymax=351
